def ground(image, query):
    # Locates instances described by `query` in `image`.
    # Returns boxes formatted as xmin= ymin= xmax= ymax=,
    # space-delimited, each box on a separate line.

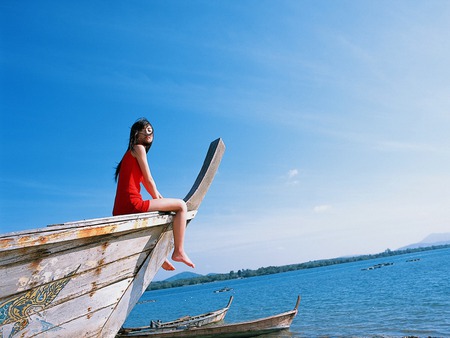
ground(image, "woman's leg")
xmin=148 ymin=198 xmax=195 ymax=268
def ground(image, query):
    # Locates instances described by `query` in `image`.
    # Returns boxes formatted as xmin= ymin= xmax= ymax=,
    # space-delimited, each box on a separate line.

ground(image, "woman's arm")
xmin=132 ymin=144 xmax=162 ymax=199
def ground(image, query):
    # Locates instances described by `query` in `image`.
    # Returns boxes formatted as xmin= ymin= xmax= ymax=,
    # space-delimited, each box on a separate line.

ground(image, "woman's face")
xmin=138 ymin=124 xmax=153 ymax=146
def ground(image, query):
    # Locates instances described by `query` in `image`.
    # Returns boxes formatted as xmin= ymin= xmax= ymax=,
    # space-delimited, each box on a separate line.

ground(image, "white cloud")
xmin=313 ymin=205 xmax=332 ymax=213
xmin=286 ymin=169 xmax=300 ymax=186
xmin=288 ymin=169 xmax=299 ymax=178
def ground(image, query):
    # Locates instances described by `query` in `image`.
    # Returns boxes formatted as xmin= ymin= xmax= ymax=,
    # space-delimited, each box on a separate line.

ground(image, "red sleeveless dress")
xmin=113 ymin=151 xmax=150 ymax=216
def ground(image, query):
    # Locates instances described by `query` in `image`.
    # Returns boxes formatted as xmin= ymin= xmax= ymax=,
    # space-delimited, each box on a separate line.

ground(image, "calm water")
xmin=125 ymin=248 xmax=450 ymax=337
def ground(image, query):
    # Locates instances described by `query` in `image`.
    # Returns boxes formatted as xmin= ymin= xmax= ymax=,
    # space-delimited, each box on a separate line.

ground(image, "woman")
xmin=113 ymin=118 xmax=194 ymax=269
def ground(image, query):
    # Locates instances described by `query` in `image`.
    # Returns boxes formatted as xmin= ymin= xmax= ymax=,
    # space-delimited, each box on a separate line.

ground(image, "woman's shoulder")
xmin=131 ymin=144 xmax=146 ymax=158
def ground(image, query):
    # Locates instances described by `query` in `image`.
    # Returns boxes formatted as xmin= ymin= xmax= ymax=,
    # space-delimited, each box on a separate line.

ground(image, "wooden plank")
xmin=100 ymin=231 xmax=174 ymax=337
xmin=0 ymin=224 xmax=164 ymax=267
xmin=0 ymin=227 xmax=163 ymax=297
xmin=1 ymin=246 xmax=150 ymax=311
xmin=33 ymin=305 xmax=113 ymax=338
xmin=1 ymin=278 xmax=131 ymax=337
xmin=0 ymin=211 xmax=196 ymax=252
xmin=0 ymin=229 xmax=170 ymax=337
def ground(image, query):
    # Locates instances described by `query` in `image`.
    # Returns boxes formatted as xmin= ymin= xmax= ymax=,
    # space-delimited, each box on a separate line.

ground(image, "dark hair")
xmin=114 ymin=118 xmax=154 ymax=182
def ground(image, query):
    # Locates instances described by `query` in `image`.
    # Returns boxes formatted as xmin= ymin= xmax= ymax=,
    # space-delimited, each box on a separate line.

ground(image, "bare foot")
xmin=172 ymin=252 xmax=195 ymax=268
xmin=161 ymin=259 xmax=175 ymax=271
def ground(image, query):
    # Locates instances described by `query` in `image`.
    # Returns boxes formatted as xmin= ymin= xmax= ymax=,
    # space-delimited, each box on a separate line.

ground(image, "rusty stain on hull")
xmin=17 ymin=236 xmax=31 ymax=245
xmin=90 ymin=282 xmax=98 ymax=298
xmin=78 ymin=225 xmax=118 ymax=239
xmin=29 ymin=259 xmax=43 ymax=272
xmin=0 ymin=238 xmax=14 ymax=249
xmin=101 ymin=242 xmax=110 ymax=250
xmin=95 ymin=258 xmax=106 ymax=276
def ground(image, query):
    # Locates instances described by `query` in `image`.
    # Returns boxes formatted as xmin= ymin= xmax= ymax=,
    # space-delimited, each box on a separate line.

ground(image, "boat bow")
xmin=0 ymin=138 xmax=225 ymax=338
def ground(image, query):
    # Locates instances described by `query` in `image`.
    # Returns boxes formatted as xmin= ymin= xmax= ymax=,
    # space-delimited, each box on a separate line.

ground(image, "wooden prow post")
xmin=294 ymin=295 xmax=301 ymax=311
xmin=184 ymin=138 xmax=225 ymax=211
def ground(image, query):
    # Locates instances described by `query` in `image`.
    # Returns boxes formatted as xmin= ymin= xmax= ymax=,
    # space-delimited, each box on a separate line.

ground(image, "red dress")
xmin=113 ymin=151 xmax=150 ymax=216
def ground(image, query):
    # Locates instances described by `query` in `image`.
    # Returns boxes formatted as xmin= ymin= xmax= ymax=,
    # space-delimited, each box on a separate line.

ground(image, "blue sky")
xmin=1 ymin=1 xmax=449 ymax=280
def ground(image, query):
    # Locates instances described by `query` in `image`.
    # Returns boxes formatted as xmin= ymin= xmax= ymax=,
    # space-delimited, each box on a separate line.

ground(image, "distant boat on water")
xmin=406 ymin=258 xmax=421 ymax=262
xmin=361 ymin=262 xmax=394 ymax=271
xmin=213 ymin=287 xmax=233 ymax=293
xmin=0 ymin=139 xmax=225 ymax=338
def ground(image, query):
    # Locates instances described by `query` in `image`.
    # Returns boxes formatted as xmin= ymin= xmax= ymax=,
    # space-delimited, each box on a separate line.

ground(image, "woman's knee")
xmin=178 ymin=199 xmax=187 ymax=213
xmin=167 ymin=198 xmax=187 ymax=212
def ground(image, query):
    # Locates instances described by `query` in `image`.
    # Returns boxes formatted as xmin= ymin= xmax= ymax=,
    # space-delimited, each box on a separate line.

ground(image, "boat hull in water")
xmin=117 ymin=296 xmax=301 ymax=338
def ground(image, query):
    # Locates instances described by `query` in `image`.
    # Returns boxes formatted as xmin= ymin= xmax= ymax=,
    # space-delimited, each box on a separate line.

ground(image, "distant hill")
xmin=399 ymin=232 xmax=450 ymax=250
xmin=160 ymin=233 xmax=449 ymax=283
xmin=148 ymin=243 xmax=450 ymax=291
xmin=164 ymin=271 xmax=203 ymax=282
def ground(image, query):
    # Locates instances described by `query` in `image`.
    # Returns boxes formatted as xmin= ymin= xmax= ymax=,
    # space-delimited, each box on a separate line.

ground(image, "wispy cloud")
xmin=286 ymin=169 xmax=299 ymax=185
xmin=288 ymin=169 xmax=298 ymax=178
xmin=313 ymin=205 xmax=332 ymax=213
xmin=374 ymin=141 xmax=441 ymax=153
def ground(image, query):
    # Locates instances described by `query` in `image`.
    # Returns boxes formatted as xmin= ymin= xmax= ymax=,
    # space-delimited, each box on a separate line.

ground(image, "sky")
xmin=1 ymin=1 xmax=449 ymax=281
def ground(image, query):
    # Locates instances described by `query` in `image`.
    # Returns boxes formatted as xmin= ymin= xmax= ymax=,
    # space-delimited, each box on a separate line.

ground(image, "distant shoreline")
xmin=147 ymin=244 xmax=450 ymax=291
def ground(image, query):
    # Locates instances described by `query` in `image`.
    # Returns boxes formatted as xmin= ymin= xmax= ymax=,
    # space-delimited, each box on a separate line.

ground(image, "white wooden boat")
xmin=117 ymin=296 xmax=301 ymax=338
xmin=0 ymin=138 xmax=225 ymax=338
xmin=118 ymin=296 xmax=233 ymax=335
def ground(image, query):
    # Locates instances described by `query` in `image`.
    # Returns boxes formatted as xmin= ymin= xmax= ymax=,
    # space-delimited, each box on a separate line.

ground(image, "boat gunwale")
xmin=0 ymin=211 xmax=197 ymax=251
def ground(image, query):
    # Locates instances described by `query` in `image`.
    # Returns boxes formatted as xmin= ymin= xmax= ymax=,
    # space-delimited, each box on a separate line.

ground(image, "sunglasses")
xmin=139 ymin=126 xmax=153 ymax=136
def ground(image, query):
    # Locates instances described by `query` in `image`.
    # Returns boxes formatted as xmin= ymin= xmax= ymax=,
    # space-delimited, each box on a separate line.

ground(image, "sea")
xmin=124 ymin=247 xmax=450 ymax=337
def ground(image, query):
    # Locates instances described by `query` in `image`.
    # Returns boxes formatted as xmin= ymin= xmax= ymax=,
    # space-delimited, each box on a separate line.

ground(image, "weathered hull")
xmin=117 ymin=309 xmax=298 ymax=338
xmin=1 ymin=213 xmax=184 ymax=337
xmin=119 ymin=296 xmax=233 ymax=335
xmin=117 ymin=296 xmax=300 ymax=338
xmin=0 ymin=139 xmax=225 ymax=338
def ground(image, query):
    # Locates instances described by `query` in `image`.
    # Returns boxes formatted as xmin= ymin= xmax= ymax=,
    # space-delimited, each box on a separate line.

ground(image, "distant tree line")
xmin=147 ymin=244 xmax=450 ymax=291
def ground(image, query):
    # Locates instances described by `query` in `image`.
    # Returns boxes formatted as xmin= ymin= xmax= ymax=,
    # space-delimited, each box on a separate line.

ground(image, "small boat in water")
xmin=361 ymin=262 xmax=394 ymax=271
xmin=0 ymin=139 xmax=225 ymax=338
xmin=117 ymin=296 xmax=301 ymax=338
xmin=213 ymin=287 xmax=233 ymax=293
xmin=118 ymin=296 xmax=233 ymax=335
